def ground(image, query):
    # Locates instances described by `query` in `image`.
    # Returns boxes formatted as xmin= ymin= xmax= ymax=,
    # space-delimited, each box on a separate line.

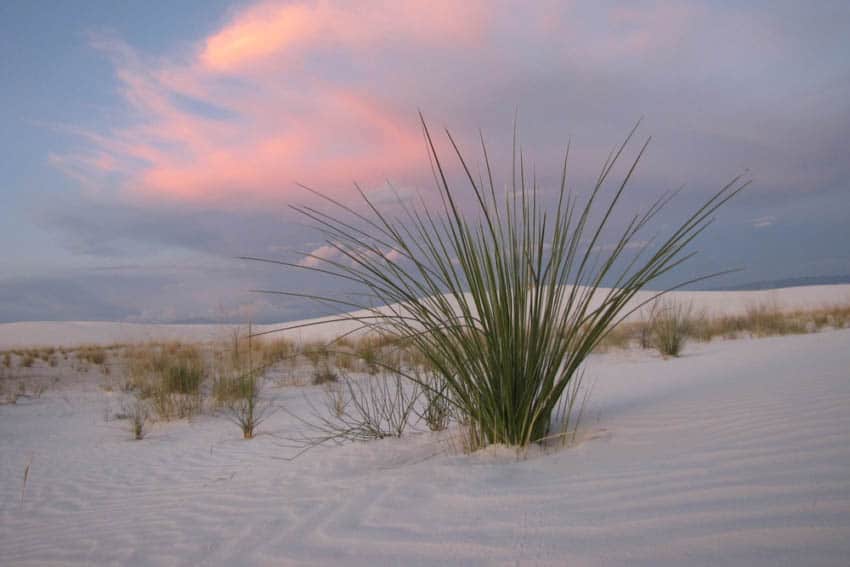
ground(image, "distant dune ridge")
xmin=1 ymin=284 xmax=848 ymax=349
xmin=709 ymin=274 xmax=850 ymax=290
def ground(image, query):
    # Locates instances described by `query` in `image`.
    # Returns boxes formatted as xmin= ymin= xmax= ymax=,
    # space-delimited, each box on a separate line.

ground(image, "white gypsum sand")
xmin=0 ymin=285 xmax=849 ymax=565
xmin=1 ymin=283 xmax=848 ymax=349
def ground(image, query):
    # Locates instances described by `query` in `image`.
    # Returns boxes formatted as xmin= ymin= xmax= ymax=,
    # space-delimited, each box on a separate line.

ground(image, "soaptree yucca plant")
xmin=247 ymin=115 xmax=748 ymax=450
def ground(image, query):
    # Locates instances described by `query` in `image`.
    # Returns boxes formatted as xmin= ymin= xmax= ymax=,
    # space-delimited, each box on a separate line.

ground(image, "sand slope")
xmin=2 ymin=328 xmax=849 ymax=565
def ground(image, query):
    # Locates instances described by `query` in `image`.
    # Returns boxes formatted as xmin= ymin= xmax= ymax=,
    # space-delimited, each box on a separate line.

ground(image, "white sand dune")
xmin=1 ymin=287 xmax=850 ymax=565
xmin=2 ymin=284 xmax=849 ymax=349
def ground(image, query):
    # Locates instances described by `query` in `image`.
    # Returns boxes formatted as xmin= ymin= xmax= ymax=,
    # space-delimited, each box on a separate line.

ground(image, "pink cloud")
xmin=62 ymin=3 xmax=472 ymax=208
xmin=57 ymin=0 xmax=713 ymax=209
xmin=201 ymin=0 xmax=489 ymax=72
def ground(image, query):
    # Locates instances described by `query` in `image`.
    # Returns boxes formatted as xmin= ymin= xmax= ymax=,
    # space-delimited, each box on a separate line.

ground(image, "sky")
xmin=1 ymin=0 xmax=849 ymax=324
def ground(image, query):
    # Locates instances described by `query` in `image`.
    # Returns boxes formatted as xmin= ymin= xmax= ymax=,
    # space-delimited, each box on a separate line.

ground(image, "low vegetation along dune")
xmin=1 ymin=285 xmax=849 ymax=565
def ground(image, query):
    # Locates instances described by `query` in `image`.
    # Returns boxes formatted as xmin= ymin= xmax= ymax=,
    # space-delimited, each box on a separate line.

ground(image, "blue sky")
xmin=1 ymin=1 xmax=849 ymax=323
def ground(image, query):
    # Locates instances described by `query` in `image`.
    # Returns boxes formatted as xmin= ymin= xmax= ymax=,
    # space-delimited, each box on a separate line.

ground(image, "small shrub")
xmin=650 ymin=299 xmax=692 ymax=357
xmin=125 ymin=343 xmax=205 ymax=420
xmin=79 ymin=346 xmax=107 ymax=366
xmin=744 ymin=302 xmax=806 ymax=337
xmin=294 ymin=371 xmax=421 ymax=447
xmin=20 ymin=354 xmax=35 ymax=368
xmin=218 ymin=370 xmax=267 ymax=439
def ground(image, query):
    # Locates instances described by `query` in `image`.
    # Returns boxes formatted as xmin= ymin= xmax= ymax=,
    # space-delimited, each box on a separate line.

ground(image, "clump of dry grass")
xmin=20 ymin=354 xmax=35 ymax=368
xmin=124 ymin=342 xmax=205 ymax=420
xmin=352 ymin=335 xmax=382 ymax=374
xmin=78 ymin=346 xmax=107 ymax=366
xmin=217 ymin=370 xmax=267 ymax=439
xmin=589 ymin=299 xmax=850 ymax=356
xmin=348 ymin=334 xmax=406 ymax=374
xmin=648 ymin=299 xmax=693 ymax=357
xmin=592 ymin=322 xmax=641 ymax=353
xmin=679 ymin=301 xmax=848 ymax=343
xmin=300 ymin=341 xmax=329 ymax=368
xmin=810 ymin=303 xmax=850 ymax=329
xmin=258 ymin=338 xmax=294 ymax=366
xmin=632 ymin=299 xmax=850 ymax=349
xmin=210 ymin=328 xmax=274 ymax=439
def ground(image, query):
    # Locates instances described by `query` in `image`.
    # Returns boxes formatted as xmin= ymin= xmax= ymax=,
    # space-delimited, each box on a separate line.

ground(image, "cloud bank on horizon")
xmin=1 ymin=0 xmax=849 ymax=323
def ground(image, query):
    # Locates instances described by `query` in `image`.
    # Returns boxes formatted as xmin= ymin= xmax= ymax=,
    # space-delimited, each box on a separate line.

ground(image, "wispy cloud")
xmin=56 ymin=0 xmax=745 ymax=210
xmin=751 ymin=215 xmax=777 ymax=229
xmin=52 ymin=2 xmax=496 ymax=207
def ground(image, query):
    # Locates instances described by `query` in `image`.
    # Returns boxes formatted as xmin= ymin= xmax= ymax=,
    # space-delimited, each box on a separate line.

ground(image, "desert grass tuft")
xmin=649 ymin=299 xmax=693 ymax=357
xmin=124 ymin=342 xmax=205 ymax=420
xmin=222 ymin=371 xmax=266 ymax=439
xmin=249 ymin=117 xmax=747 ymax=450
xmin=214 ymin=328 xmax=271 ymax=439
xmin=78 ymin=346 xmax=107 ymax=366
